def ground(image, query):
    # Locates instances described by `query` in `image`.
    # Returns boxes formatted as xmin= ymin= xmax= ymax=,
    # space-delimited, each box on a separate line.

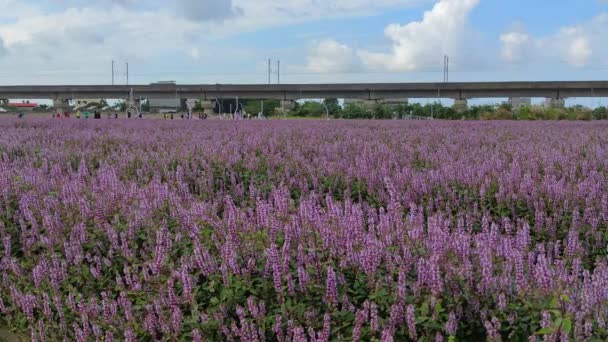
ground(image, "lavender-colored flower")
xmin=325 ymin=266 xmax=338 ymax=306
xmin=1 ymin=119 xmax=608 ymax=340
xmin=192 ymin=329 xmax=202 ymax=342
xmin=446 ymin=311 xmax=458 ymax=336
xmin=406 ymin=305 xmax=417 ymax=340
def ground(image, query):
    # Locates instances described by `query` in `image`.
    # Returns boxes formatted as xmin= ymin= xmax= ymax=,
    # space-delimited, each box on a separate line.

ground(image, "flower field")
xmin=1 ymin=119 xmax=607 ymax=341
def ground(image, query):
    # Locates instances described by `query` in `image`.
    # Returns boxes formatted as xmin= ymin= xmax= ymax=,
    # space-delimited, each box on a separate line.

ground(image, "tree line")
xmin=281 ymin=100 xmax=608 ymax=121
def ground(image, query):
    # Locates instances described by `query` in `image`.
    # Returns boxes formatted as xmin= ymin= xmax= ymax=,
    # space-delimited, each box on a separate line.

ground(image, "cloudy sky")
xmin=0 ymin=0 xmax=607 ymax=87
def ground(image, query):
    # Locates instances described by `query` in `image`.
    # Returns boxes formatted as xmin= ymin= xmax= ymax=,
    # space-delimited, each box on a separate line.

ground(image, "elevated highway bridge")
xmin=1 ymin=81 xmax=606 ymax=114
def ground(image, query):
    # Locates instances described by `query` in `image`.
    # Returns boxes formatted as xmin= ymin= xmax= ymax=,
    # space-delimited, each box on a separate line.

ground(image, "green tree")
xmin=465 ymin=105 xmax=496 ymax=120
xmin=292 ymin=101 xmax=325 ymax=117
xmin=244 ymin=99 xmax=280 ymax=117
xmin=428 ymin=103 xmax=458 ymax=119
xmin=405 ymin=103 xmax=427 ymax=117
xmin=342 ymin=104 xmax=372 ymax=119
xmin=373 ymin=104 xmax=393 ymax=119
xmin=323 ymin=98 xmax=341 ymax=117
xmin=32 ymin=104 xmax=50 ymax=112
xmin=141 ymin=100 xmax=151 ymax=112
xmin=592 ymin=106 xmax=608 ymax=120
xmin=192 ymin=101 xmax=204 ymax=111
xmin=113 ymin=101 xmax=127 ymax=112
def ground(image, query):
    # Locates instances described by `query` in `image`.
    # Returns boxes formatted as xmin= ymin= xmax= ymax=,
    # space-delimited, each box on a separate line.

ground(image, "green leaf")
xmin=561 ymin=318 xmax=572 ymax=334
xmin=549 ymin=297 xmax=559 ymax=309
xmin=420 ymin=301 xmax=430 ymax=317
xmin=535 ymin=327 xmax=554 ymax=335
xmin=434 ymin=301 xmax=443 ymax=315
xmin=552 ymin=317 xmax=563 ymax=332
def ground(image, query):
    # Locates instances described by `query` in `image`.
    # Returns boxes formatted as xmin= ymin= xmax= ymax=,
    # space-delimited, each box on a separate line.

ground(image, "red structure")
xmin=8 ymin=103 xmax=38 ymax=111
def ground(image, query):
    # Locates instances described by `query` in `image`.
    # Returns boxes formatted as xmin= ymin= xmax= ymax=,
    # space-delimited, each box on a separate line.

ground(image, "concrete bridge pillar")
xmin=276 ymin=100 xmax=296 ymax=115
xmin=545 ymin=98 xmax=566 ymax=109
xmin=453 ymin=99 xmax=468 ymax=113
xmin=53 ymin=98 xmax=70 ymax=115
xmin=200 ymin=100 xmax=215 ymax=116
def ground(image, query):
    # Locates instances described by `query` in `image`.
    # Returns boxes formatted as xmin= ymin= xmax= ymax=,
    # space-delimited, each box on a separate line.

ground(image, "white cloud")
xmin=175 ymin=0 xmax=243 ymax=22
xmin=190 ymin=47 xmax=201 ymax=60
xmin=551 ymin=27 xmax=593 ymax=68
xmin=358 ymin=0 xmax=480 ymax=71
xmin=499 ymin=30 xmax=530 ymax=63
xmin=0 ymin=37 xmax=6 ymax=57
xmin=0 ymin=0 xmax=424 ymax=83
xmin=500 ymin=13 xmax=608 ymax=68
xmin=306 ymin=39 xmax=358 ymax=73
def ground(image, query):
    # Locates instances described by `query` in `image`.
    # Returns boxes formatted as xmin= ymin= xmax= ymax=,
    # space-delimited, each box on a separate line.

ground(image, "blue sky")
xmin=0 ymin=0 xmax=607 ymax=107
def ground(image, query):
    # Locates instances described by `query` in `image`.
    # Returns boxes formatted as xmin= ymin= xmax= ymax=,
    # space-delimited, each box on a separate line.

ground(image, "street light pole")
xmin=260 ymin=100 xmax=264 ymax=119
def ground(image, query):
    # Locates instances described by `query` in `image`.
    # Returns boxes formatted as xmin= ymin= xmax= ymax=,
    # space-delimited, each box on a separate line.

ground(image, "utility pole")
xmin=446 ymin=55 xmax=449 ymax=82
xmin=443 ymin=55 xmax=446 ymax=82
xmin=277 ymin=60 xmax=280 ymax=84
xmin=443 ymin=55 xmax=449 ymax=83
xmin=126 ymin=62 xmax=129 ymax=85
xmin=268 ymin=59 xmax=271 ymax=84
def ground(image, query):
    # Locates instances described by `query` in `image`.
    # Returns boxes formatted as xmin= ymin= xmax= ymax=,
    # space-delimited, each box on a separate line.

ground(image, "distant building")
xmin=8 ymin=102 xmax=38 ymax=112
xmin=509 ymin=97 xmax=531 ymax=110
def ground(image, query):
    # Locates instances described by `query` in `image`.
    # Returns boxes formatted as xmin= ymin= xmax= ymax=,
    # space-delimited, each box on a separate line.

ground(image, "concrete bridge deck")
xmin=0 ymin=81 xmax=607 ymax=101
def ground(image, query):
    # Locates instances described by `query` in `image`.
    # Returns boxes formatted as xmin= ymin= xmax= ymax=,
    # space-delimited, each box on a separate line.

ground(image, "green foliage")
xmin=192 ymin=101 xmax=204 ymax=111
xmin=372 ymin=104 xmax=393 ymax=119
xmin=114 ymin=101 xmax=127 ymax=112
xmin=244 ymin=99 xmax=280 ymax=117
xmin=592 ymin=106 xmax=608 ymax=120
xmin=292 ymin=101 xmax=326 ymax=117
xmin=342 ymin=104 xmax=372 ymax=119
xmin=32 ymin=104 xmax=50 ymax=112
xmin=323 ymin=98 xmax=341 ymax=117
